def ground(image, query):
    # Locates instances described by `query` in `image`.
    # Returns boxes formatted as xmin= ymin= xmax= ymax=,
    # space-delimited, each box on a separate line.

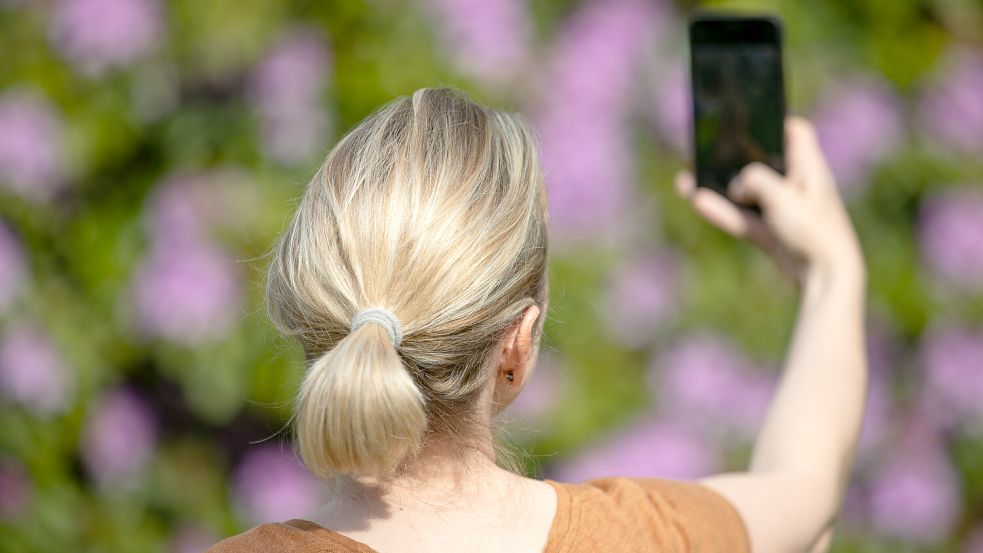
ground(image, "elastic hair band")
xmin=350 ymin=307 xmax=403 ymax=347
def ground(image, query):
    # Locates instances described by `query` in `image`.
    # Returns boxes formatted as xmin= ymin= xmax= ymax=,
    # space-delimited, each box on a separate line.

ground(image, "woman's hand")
xmin=675 ymin=117 xmax=864 ymax=285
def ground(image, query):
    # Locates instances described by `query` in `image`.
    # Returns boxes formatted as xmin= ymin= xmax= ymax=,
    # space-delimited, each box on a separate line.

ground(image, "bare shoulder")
xmin=527 ymin=476 xmax=559 ymax=508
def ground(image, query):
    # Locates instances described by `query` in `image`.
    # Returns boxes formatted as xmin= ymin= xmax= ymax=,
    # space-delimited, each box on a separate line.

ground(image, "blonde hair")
xmin=265 ymin=87 xmax=549 ymax=480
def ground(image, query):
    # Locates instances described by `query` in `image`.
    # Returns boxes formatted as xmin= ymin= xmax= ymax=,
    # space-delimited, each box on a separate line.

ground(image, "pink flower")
xmin=600 ymin=250 xmax=679 ymax=349
xmin=249 ymin=28 xmax=331 ymax=165
xmin=917 ymin=48 xmax=983 ymax=155
xmin=0 ymin=322 xmax=73 ymax=415
xmin=142 ymin=170 xmax=258 ymax=248
xmin=232 ymin=444 xmax=325 ymax=525
xmin=919 ymin=186 xmax=983 ymax=292
xmin=50 ymin=0 xmax=163 ymax=76
xmin=867 ymin=432 xmax=960 ymax=544
xmin=548 ymin=416 xmax=720 ymax=482
xmin=920 ymin=323 xmax=983 ymax=430
xmin=650 ymin=332 xmax=774 ymax=442
xmin=0 ymin=90 xmax=65 ymax=202
xmin=132 ymin=171 xmax=248 ymax=345
xmin=534 ymin=0 xmax=665 ymax=245
xmin=80 ymin=388 xmax=157 ymax=487
xmin=812 ymin=76 xmax=904 ymax=196
xmin=131 ymin=239 xmax=241 ymax=345
xmin=425 ymin=0 xmax=531 ymax=85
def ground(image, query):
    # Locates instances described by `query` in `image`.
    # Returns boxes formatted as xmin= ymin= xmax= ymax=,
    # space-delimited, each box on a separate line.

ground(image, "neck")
xmin=308 ymin=435 xmax=527 ymax=531
xmin=341 ymin=430 xmax=511 ymax=497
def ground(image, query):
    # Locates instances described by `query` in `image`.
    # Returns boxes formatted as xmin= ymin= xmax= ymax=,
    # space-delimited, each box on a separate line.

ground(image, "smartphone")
xmin=688 ymin=14 xmax=786 ymax=209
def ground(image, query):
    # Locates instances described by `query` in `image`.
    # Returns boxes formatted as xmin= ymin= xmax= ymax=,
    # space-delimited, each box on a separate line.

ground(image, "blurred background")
xmin=1 ymin=0 xmax=982 ymax=551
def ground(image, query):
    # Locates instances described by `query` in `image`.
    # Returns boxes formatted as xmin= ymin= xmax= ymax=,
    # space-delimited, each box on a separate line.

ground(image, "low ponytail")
xmin=295 ymin=322 xmax=426 ymax=479
xmin=266 ymin=88 xmax=550 ymax=482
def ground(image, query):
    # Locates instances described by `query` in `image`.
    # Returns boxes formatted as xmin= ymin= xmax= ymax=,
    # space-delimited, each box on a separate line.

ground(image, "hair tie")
xmin=350 ymin=307 xmax=403 ymax=347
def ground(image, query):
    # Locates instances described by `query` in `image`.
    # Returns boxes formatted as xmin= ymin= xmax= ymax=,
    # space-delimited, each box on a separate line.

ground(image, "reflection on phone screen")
xmin=692 ymin=40 xmax=784 ymax=195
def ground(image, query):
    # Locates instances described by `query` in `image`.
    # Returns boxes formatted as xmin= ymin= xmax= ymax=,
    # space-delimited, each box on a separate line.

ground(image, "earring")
xmin=505 ymin=372 xmax=514 ymax=383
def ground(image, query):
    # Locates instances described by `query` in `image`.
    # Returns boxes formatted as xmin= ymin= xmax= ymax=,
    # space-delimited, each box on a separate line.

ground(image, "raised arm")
xmin=676 ymin=118 xmax=868 ymax=553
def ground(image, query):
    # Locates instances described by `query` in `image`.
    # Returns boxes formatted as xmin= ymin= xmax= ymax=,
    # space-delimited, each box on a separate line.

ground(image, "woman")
xmin=210 ymin=87 xmax=867 ymax=552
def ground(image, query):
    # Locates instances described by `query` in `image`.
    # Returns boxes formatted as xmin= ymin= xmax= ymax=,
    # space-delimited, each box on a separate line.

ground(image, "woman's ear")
xmin=493 ymin=305 xmax=541 ymax=411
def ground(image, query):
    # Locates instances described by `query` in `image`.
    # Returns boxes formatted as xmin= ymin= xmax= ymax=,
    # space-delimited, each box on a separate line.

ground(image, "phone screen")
xmin=689 ymin=15 xmax=785 ymax=199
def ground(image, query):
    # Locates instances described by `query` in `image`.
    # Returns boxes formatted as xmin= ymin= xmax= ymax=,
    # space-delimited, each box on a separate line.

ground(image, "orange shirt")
xmin=208 ymin=477 xmax=750 ymax=552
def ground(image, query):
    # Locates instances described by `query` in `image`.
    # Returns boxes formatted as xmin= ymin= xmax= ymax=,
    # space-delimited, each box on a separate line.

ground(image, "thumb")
xmin=729 ymin=162 xmax=787 ymax=210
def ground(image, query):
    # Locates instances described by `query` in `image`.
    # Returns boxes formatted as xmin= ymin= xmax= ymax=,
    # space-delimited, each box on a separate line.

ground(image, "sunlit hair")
xmin=265 ymin=87 xmax=549 ymax=480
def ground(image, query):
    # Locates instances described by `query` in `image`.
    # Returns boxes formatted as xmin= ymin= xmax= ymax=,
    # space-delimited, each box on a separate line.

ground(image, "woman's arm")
xmin=676 ymin=118 xmax=868 ymax=553
xmin=701 ymin=256 xmax=866 ymax=553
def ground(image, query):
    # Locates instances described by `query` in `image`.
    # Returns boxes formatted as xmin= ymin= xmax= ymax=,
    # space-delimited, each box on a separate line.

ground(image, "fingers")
xmin=692 ymin=188 xmax=747 ymax=236
xmin=691 ymin=187 xmax=771 ymax=244
xmin=785 ymin=116 xmax=832 ymax=186
xmin=675 ymin=169 xmax=775 ymax=247
xmin=674 ymin=170 xmax=696 ymax=199
xmin=675 ymin=169 xmax=768 ymax=242
xmin=729 ymin=162 xmax=786 ymax=211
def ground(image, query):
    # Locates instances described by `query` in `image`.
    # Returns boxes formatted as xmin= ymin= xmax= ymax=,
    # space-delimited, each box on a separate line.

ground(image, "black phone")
xmin=688 ymin=14 xmax=786 ymax=209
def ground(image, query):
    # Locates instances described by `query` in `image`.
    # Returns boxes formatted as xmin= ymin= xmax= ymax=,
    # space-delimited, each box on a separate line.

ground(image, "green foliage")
xmin=1 ymin=0 xmax=981 ymax=551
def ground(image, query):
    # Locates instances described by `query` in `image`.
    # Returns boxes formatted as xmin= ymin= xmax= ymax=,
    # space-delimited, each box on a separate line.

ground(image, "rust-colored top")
xmin=208 ymin=477 xmax=750 ymax=552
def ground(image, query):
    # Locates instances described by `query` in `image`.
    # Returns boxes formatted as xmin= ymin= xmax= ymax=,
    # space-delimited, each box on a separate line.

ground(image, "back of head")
xmin=265 ymin=87 xmax=549 ymax=480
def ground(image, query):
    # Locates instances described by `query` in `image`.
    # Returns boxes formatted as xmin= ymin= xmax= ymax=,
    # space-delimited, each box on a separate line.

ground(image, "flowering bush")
xmin=1 ymin=0 xmax=981 ymax=551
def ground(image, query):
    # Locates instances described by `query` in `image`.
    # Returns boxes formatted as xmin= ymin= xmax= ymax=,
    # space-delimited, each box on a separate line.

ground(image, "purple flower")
xmin=142 ymin=170 xmax=257 ymax=248
xmin=0 ymin=90 xmax=65 ymax=202
xmin=920 ymin=323 xmax=983 ymax=430
xmin=600 ymin=250 xmax=679 ymax=349
xmin=49 ymin=0 xmax=162 ymax=76
xmin=548 ymin=416 xmax=719 ymax=483
xmin=132 ymin=171 xmax=248 ymax=345
xmin=534 ymin=0 xmax=664 ymax=245
xmin=650 ymin=332 xmax=774 ymax=442
xmin=867 ymin=433 xmax=960 ymax=544
xmin=249 ymin=29 xmax=331 ymax=165
xmin=232 ymin=444 xmax=325 ymax=525
xmin=917 ymin=48 xmax=983 ymax=155
xmin=0 ymin=457 xmax=30 ymax=520
xmin=547 ymin=0 xmax=665 ymax=112
xmin=131 ymin=239 xmax=241 ymax=345
xmin=919 ymin=186 xmax=983 ymax=292
xmin=812 ymin=76 xmax=904 ymax=196
xmin=144 ymin=177 xmax=208 ymax=247
xmin=80 ymin=388 xmax=157 ymax=487
xmin=646 ymin=60 xmax=690 ymax=155
xmin=0 ymin=322 xmax=72 ymax=415
xmin=425 ymin=0 xmax=531 ymax=85
xmin=0 ymin=221 xmax=26 ymax=313
xmin=537 ymin=112 xmax=634 ymax=245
